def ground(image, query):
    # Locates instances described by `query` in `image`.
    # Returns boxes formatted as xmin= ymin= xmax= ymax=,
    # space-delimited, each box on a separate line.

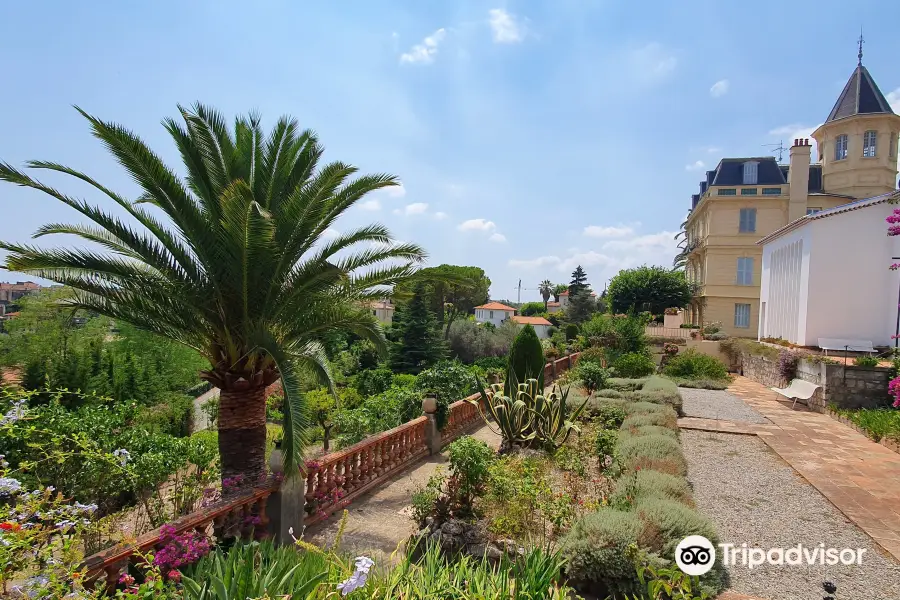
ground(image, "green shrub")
xmin=505 ymin=325 xmax=545 ymax=395
xmin=854 ymin=356 xmax=879 ymax=367
xmin=610 ymin=470 xmax=693 ymax=507
xmin=635 ymin=497 xmax=719 ymax=557
xmin=576 ymin=361 xmax=612 ymax=393
xmin=622 ymin=412 xmax=678 ymax=430
xmin=391 ymin=373 xmax=417 ymax=389
xmin=416 ymin=361 xmax=480 ymax=427
xmin=560 ymin=508 xmax=645 ymax=595
xmin=594 ymin=429 xmax=618 ymax=463
xmin=641 ymin=375 xmax=678 ymax=393
xmin=606 ymin=377 xmax=648 ymax=392
xmin=139 ymin=392 xmax=195 ymax=437
xmin=593 ymin=402 xmax=627 ymax=429
xmin=355 ymin=367 xmax=394 ymax=397
xmin=616 ymin=434 xmax=687 ymax=476
xmin=581 ymin=314 xmax=648 ymax=355
xmin=594 ymin=388 xmax=624 ymax=399
xmin=704 ymin=332 xmax=728 ymax=341
xmin=447 ymin=435 xmax=495 ymax=504
xmin=632 ymin=390 xmax=683 ymax=414
xmin=577 ymin=346 xmax=607 ymax=367
xmin=623 ymin=424 xmax=679 ymax=439
xmin=585 ymin=397 xmax=628 ymax=420
xmin=474 ymin=356 xmax=508 ymax=372
xmin=666 ymin=377 xmax=730 ymax=390
xmin=662 ymin=349 xmax=729 ymax=380
xmin=565 ymin=323 xmax=580 ymax=341
xmin=623 ymin=401 xmax=671 ymax=416
xmin=612 ymin=352 xmax=657 ymax=378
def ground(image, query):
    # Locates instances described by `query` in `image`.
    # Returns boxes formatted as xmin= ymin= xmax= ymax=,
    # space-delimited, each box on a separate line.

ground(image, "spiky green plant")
xmin=474 ymin=380 xmax=536 ymax=447
xmin=531 ymin=384 xmax=589 ymax=450
xmin=0 ymin=104 xmax=426 ymax=480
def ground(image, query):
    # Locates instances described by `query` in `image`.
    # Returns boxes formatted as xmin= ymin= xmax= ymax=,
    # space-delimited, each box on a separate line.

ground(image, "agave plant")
xmin=473 ymin=373 xmax=588 ymax=451
xmin=531 ymin=384 xmax=589 ymax=451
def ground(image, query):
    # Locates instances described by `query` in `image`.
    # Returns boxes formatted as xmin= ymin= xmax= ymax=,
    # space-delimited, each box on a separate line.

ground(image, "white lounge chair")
xmin=771 ymin=379 xmax=821 ymax=409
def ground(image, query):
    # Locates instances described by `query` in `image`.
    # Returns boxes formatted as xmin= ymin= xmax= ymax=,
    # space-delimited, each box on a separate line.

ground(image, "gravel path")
xmin=679 ymin=388 xmax=769 ymax=424
xmin=683 ymin=429 xmax=900 ymax=600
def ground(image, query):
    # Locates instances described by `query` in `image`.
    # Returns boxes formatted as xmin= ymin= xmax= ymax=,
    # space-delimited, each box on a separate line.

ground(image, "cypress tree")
xmin=389 ymin=283 xmax=446 ymax=374
xmin=505 ymin=324 xmax=545 ymax=395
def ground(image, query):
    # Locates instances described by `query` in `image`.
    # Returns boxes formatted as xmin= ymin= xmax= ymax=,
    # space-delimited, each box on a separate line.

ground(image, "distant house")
xmin=546 ymin=301 xmax=561 ymax=313
xmin=511 ymin=315 xmax=553 ymax=339
xmin=474 ymin=302 xmax=516 ymax=327
xmin=757 ymin=192 xmax=900 ymax=346
xmin=554 ymin=290 xmax=596 ymax=311
xmin=369 ymin=300 xmax=395 ymax=325
xmin=0 ymin=281 xmax=40 ymax=308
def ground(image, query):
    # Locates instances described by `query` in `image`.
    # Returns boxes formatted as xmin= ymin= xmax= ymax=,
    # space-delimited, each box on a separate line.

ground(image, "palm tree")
xmin=0 ymin=104 xmax=426 ymax=482
xmin=552 ymin=283 xmax=568 ymax=303
xmin=538 ymin=280 xmax=552 ymax=309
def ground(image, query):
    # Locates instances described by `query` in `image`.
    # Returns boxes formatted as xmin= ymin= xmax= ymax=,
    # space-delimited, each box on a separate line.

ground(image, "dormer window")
xmin=863 ymin=131 xmax=877 ymax=157
xmin=835 ymin=134 xmax=848 ymax=160
xmin=742 ymin=161 xmax=758 ymax=185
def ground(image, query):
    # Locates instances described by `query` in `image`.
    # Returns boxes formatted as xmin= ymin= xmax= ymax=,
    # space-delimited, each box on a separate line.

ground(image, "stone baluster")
xmin=103 ymin=562 xmax=127 ymax=594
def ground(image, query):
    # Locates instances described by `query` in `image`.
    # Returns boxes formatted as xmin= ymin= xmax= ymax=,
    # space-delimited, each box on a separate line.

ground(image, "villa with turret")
xmin=680 ymin=50 xmax=899 ymax=336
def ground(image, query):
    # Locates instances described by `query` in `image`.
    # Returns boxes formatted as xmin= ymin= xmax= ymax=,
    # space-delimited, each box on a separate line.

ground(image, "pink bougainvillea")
xmin=153 ymin=524 xmax=211 ymax=575
xmin=889 ymin=377 xmax=900 ymax=408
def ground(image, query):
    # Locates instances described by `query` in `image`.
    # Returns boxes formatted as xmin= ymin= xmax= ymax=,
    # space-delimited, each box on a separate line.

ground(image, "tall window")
xmin=736 ymin=257 xmax=754 ymax=285
xmin=742 ymin=161 xmax=759 ymax=185
xmin=489 ymin=310 xmax=494 ymax=319
xmin=734 ymin=304 xmax=751 ymax=328
xmin=739 ymin=208 xmax=757 ymax=233
xmin=864 ymin=131 xmax=877 ymax=157
xmin=835 ymin=134 xmax=848 ymax=160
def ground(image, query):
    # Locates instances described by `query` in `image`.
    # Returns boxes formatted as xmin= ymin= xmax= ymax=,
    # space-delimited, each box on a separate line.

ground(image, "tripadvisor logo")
xmin=675 ymin=536 xmax=867 ymax=574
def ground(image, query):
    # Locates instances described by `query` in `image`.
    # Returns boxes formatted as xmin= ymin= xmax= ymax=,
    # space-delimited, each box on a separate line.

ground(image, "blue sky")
xmin=2 ymin=0 xmax=899 ymax=303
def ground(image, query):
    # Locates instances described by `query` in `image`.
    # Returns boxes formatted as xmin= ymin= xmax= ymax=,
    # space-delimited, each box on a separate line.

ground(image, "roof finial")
xmin=857 ymin=28 xmax=864 ymax=66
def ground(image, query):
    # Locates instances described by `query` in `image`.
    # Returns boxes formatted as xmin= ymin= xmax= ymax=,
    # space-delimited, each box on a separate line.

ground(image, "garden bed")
xmin=827 ymin=407 xmax=900 ymax=455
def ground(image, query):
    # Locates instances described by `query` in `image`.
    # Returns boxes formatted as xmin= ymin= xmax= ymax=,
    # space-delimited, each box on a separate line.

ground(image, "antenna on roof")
xmin=762 ymin=141 xmax=788 ymax=163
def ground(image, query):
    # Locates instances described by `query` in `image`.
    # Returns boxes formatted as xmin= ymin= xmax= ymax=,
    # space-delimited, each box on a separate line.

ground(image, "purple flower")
xmin=0 ymin=400 xmax=27 ymax=425
xmin=112 ymin=448 xmax=130 ymax=466
xmin=337 ymin=556 xmax=375 ymax=596
xmin=0 ymin=477 xmax=22 ymax=496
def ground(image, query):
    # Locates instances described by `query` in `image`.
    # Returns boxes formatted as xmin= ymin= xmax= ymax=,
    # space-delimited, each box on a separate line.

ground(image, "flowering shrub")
xmin=153 ymin=524 xmax=212 ymax=575
xmin=889 ymin=377 xmax=900 ymax=408
xmin=777 ymin=349 xmax=801 ymax=383
xmin=662 ymin=343 xmax=679 ymax=356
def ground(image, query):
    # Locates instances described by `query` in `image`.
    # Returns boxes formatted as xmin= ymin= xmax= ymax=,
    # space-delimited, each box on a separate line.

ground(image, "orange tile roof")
xmin=546 ymin=301 xmax=560 ymax=307
xmin=476 ymin=301 xmax=516 ymax=311
xmin=512 ymin=315 xmax=552 ymax=326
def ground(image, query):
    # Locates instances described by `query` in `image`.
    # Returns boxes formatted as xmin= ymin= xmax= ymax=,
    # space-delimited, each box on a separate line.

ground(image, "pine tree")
xmin=389 ymin=283 xmax=446 ymax=374
xmin=505 ymin=325 xmax=545 ymax=395
xmin=569 ymin=265 xmax=589 ymax=295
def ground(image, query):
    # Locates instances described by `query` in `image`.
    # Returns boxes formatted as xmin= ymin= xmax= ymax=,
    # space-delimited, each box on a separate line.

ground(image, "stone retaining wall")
xmin=739 ymin=351 xmax=891 ymax=410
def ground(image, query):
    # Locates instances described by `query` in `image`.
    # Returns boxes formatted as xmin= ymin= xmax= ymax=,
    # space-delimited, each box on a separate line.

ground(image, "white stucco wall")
xmin=531 ymin=324 xmax=550 ymax=339
xmin=804 ymin=203 xmax=900 ymax=347
xmin=760 ymin=201 xmax=900 ymax=347
xmin=475 ymin=308 xmax=514 ymax=327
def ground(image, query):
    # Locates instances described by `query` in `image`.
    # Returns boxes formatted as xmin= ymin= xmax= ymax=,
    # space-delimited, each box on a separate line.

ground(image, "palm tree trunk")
xmin=218 ymin=385 xmax=268 ymax=485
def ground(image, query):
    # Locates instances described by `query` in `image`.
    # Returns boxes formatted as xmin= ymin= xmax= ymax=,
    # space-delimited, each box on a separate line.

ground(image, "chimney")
xmin=788 ymin=138 xmax=811 ymax=222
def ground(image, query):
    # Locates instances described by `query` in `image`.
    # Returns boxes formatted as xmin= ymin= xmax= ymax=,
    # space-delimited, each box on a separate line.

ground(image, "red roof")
xmin=512 ymin=315 xmax=552 ymax=326
xmin=476 ymin=302 xmax=516 ymax=311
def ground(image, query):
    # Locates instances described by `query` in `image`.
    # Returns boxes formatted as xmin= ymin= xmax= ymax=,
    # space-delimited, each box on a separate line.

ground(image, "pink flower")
xmin=118 ymin=574 xmax=135 ymax=586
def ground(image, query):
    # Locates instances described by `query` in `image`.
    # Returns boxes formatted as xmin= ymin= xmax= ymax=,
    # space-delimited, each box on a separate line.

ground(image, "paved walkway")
xmin=726 ymin=376 xmax=900 ymax=561
xmin=303 ymin=424 xmax=501 ymax=562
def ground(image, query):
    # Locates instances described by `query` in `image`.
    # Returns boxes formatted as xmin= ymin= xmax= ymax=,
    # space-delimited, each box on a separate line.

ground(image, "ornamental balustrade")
xmin=82 ymin=353 xmax=579 ymax=589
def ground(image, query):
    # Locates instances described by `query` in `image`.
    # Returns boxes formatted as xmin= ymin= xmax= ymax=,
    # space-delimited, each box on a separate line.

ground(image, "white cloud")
xmin=394 ymin=202 xmax=429 ymax=216
xmin=583 ymin=225 xmax=634 ymax=238
xmin=685 ymin=160 xmax=706 ymax=171
xmin=630 ymin=43 xmax=677 ymax=84
xmin=434 ymin=211 xmax=448 ymax=220
xmin=489 ymin=232 xmax=507 ymax=243
xmin=359 ymin=199 xmax=381 ymax=211
xmin=706 ymin=146 xmax=722 ymax=154
xmin=508 ymin=230 xmax=681 ymax=285
xmin=508 ymin=255 xmax=561 ymax=269
xmin=400 ymin=28 xmax=447 ymax=65
xmin=322 ymin=228 xmax=340 ymax=239
xmin=488 ymin=8 xmax=524 ymax=44
xmin=887 ymin=87 xmax=900 ymax=114
xmin=458 ymin=218 xmax=497 ymax=232
xmin=709 ymin=79 xmax=729 ymax=98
